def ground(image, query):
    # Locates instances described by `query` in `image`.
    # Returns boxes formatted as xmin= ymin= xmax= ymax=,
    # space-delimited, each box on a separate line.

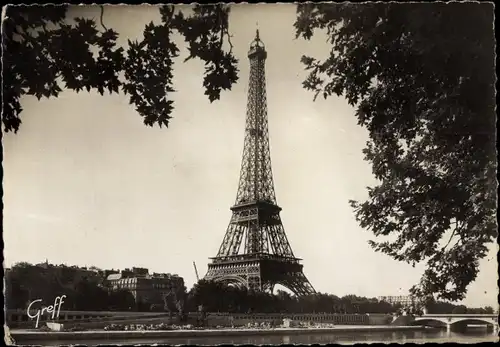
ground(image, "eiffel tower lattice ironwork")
xmin=204 ymin=30 xmax=315 ymax=296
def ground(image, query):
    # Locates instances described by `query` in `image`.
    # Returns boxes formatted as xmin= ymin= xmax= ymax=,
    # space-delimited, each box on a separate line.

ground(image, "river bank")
xmin=10 ymin=325 xmax=427 ymax=343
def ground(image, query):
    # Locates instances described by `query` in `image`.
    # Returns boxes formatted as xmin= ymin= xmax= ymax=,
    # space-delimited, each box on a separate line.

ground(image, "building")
xmin=34 ymin=260 xmax=101 ymax=285
xmin=105 ymin=268 xmax=185 ymax=308
xmin=378 ymin=295 xmax=415 ymax=307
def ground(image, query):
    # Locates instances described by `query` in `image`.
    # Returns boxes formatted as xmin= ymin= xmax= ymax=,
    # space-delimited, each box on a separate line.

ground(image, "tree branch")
xmin=442 ymin=230 xmax=456 ymax=250
xmin=224 ymin=27 xmax=233 ymax=53
xmin=313 ymin=89 xmax=321 ymax=102
xmin=217 ymin=8 xmax=232 ymax=54
xmin=442 ymin=222 xmax=462 ymax=251
xmin=100 ymin=5 xmax=108 ymax=31
xmin=219 ymin=27 xmax=223 ymax=51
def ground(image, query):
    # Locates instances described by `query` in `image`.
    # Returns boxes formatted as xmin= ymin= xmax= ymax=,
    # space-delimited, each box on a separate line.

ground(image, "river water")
xmin=21 ymin=327 xmax=498 ymax=345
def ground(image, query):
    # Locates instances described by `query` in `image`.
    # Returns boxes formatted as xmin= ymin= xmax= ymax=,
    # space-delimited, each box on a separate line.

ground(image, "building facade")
xmin=378 ymin=295 xmax=414 ymax=307
xmin=106 ymin=268 xmax=185 ymax=308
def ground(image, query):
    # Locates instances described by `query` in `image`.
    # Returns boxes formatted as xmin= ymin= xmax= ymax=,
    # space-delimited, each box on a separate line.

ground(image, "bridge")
xmin=413 ymin=313 xmax=498 ymax=332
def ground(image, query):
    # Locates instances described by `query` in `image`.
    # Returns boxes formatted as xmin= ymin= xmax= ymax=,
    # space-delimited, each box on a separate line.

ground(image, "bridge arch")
xmin=411 ymin=318 xmax=447 ymax=327
xmin=449 ymin=318 xmax=496 ymax=326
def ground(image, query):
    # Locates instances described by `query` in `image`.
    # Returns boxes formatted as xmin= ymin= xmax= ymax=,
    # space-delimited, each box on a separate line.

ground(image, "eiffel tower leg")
xmin=248 ymin=275 xmax=261 ymax=291
xmin=247 ymin=263 xmax=262 ymax=291
xmin=280 ymin=272 xmax=315 ymax=297
xmin=259 ymin=282 xmax=274 ymax=294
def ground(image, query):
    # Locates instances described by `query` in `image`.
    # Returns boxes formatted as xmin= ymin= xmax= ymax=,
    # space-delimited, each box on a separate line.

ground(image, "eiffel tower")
xmin=204 ymin=30 xmax=315 ymax=296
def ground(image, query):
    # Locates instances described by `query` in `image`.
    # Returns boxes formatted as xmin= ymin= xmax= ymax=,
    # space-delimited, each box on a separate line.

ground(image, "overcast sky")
xmin=3 ymin=4 xmax=497 ymax=308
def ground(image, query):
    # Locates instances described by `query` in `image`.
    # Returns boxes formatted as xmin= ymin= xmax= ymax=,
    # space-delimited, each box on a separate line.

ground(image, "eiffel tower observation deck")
xmin=204 ymin=30 xmax=315 ymax=296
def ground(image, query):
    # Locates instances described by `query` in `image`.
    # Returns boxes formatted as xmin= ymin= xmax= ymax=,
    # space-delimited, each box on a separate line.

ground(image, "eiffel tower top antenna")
xmin=251 ymin=23 xmax=263 ymax=49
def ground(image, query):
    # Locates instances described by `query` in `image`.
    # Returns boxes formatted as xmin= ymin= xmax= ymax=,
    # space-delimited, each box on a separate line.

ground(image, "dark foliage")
xmin=187 ymin=279 xmax=400 ymax=314
xmin=2 ymin=4 xmax=238 ymax=132
xmin=295 ymin=2 xmax=496 ymax=302
xmin=6 ymin=263 xmax=493 ymax=314
xmin=5 ymin=262 xmax=135 ymax=311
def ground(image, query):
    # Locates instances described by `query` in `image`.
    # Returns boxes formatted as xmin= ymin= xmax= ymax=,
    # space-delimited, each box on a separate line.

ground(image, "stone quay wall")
xmin=7 ymin=310 xmax=394 ymax=329
xmin=205 ymin=313 xmax=376 ymax=327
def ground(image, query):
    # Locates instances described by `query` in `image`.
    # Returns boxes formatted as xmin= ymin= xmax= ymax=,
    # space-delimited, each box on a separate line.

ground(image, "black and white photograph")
xmin=2 ymin=2 xmax=498 ymax=345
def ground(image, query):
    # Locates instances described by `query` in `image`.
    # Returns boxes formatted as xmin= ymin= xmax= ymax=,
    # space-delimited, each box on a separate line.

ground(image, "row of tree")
xmin=185 ymin=280 xmax=399 ymax=314
xmin=6 ymin=263 xmax=494 ymax=315
xmin=426 ymin=301 xmax=494 ymax=315
xmin=5 ymin=262 xmax=136 ymax=311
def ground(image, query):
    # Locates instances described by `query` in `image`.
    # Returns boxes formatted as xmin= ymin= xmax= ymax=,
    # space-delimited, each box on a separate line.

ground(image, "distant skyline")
xmin=3 ymin=4 xmax=497 ymax=308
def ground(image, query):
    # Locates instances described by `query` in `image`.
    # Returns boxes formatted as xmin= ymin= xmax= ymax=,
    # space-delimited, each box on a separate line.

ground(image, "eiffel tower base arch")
xmin=205 ymin=256 xmax=315 ymax=296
